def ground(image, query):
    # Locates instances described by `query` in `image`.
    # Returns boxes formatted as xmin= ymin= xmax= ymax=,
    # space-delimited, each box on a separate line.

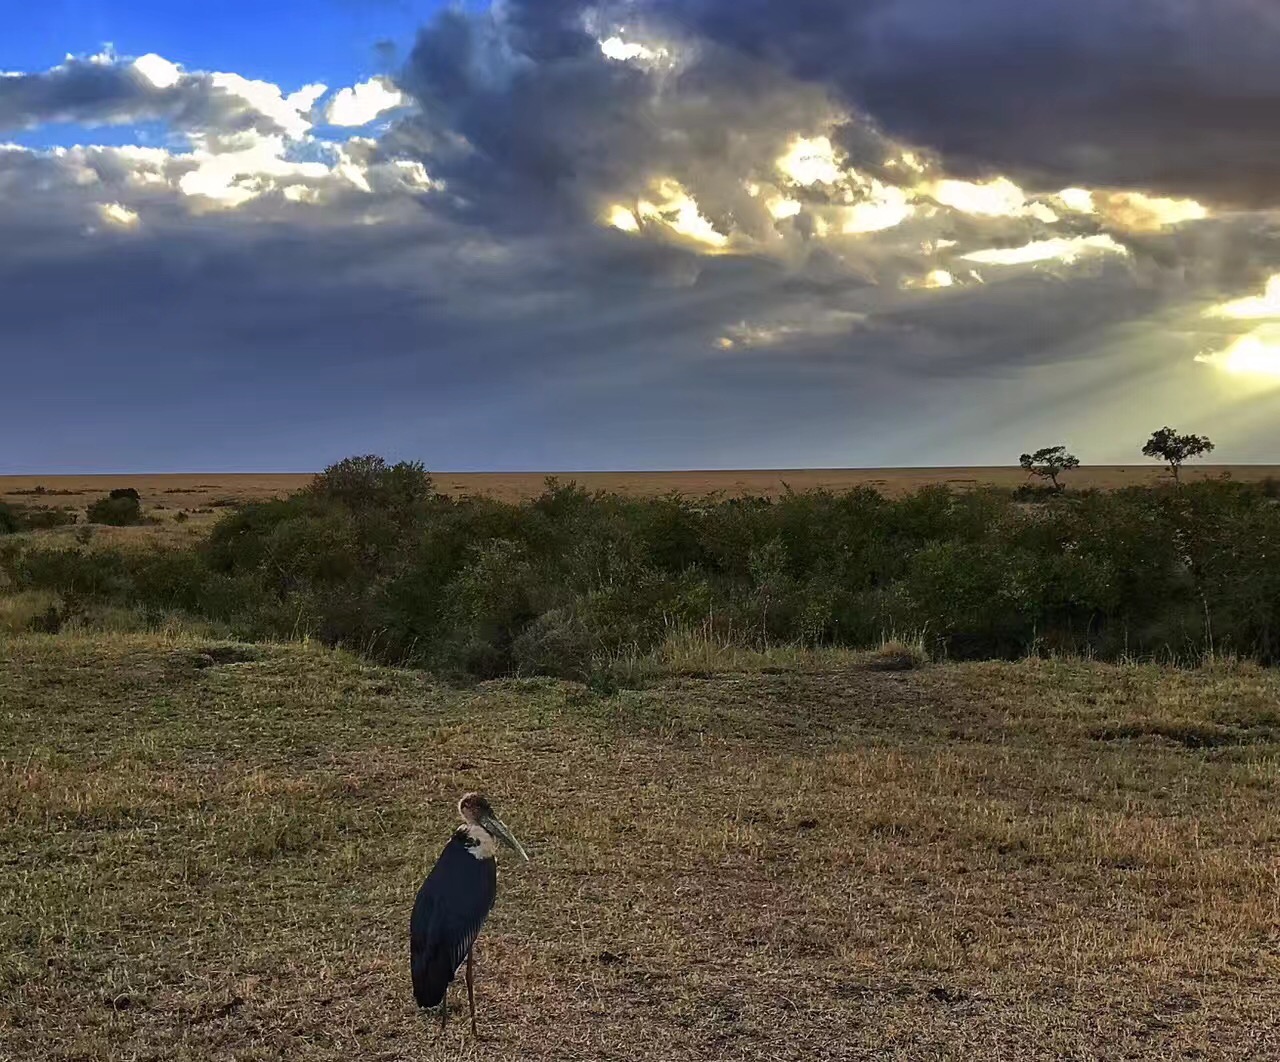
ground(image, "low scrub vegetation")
xmin=86 ymin=492 xmax=144 ymax=526
xmin=0 ymin=501 xmax=78 ymax=533
xmin=3 ymin=455 xmax=1280 ymax=680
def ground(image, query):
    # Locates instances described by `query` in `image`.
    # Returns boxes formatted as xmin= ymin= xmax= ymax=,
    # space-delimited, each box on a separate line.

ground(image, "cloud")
xmin=0 ymin=50 xmax=325 ymax=141
xmin=96 ymin=201 xmax=139 ymax=227
xmin=132 ymin=54 xmax=181 ymax=90
xmin=959 ymin=234 xmax=1127 ymax=267
xmin=670 ymin=0 xmax=1280 ymax=208
xmin=3 ymin=4 xmax=1280 ymax=470
xmin=325 ymin=77 xmax=405 ymax=126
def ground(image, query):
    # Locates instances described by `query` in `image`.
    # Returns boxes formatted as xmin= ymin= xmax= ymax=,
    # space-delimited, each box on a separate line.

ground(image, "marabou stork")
xmin=410 ymin=793 xmax=528 ymax=1034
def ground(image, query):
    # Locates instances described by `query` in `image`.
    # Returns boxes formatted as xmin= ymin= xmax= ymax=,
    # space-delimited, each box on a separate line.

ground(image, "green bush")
xmin=0 ymin=503 xmax=79 ymax=533
xmin=10 ymin=455 xmax=1280 ymax=677
xmin=86 ymin=495 xmax=143 ymax=526
xmin=16 ymin=507 xmax=79 ymax=530
xmin=308 ymin=455 xmax=433 ymax=513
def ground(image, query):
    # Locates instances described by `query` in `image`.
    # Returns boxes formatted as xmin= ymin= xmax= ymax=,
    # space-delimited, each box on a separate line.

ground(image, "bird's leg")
xmin=439 ymin=988 xmax=448 ymax=1032
xmin=465 ymin=948 xmax=479 ymax=1037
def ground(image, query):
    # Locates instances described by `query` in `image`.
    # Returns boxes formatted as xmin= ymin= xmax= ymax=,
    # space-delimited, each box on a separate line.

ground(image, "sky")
xmin=3 ymin=0 xmax=1280 ymax=472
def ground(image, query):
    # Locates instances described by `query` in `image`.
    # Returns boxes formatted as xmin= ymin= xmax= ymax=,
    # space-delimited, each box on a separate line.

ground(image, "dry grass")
xmin=3 ymin=635 xmax=1279 ymax=1059
xmin=5 ymin=464 xmax=1280 ymax=513
xmin=0 ymin=476 xmax=283 ymax=547
xmin=0 ymin=591 xmax=60 ymax=635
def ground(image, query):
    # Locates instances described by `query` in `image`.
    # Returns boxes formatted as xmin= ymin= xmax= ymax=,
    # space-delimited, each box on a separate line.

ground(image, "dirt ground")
xmin=2 ymin=635 xmax=1278 ymax=1060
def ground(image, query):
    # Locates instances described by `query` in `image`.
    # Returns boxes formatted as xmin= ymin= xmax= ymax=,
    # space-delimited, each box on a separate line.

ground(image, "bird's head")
xmin=458 ymin=792 xmax=529 ymax=862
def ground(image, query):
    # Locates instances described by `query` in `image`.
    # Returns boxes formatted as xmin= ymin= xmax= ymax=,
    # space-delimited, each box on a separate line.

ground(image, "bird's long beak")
xmin=482 ymin=814 xmax=529 ymax=862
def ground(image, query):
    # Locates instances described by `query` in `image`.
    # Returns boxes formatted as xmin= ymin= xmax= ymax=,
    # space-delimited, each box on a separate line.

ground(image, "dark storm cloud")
xmin=379 ymin=0 xmax=1224 ymax=382
xmin=670 ymin=0 xmax=1280 ymax=206
xmin=873 ymin=265 xmax=1166 ymax=377
xmin=392 ymin=1 xmax=855 ymax=236
xmin=4 ymin=0 xmax=1278 ymax=472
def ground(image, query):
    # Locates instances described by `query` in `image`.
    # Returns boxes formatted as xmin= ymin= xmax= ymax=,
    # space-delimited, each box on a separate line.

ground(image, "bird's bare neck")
xmin=457 ymin=823 xmax=498 ymax=860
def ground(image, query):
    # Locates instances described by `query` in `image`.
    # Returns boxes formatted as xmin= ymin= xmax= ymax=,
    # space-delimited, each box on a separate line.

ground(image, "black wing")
xmin=409 ymin=831 xmax=498 ymax=1008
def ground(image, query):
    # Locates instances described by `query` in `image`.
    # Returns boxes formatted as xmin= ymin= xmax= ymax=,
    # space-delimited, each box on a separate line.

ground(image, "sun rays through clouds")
xmin=3 ymin=0 xmax=1280 ymax=468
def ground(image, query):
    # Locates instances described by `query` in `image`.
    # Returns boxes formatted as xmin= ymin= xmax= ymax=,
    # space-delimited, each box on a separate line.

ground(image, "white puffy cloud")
xmin=0 ymin=49 xmax=326 ymax=141
xmin=177 ymin=134 xmax=336 ymax=207
xmin=207 ymin=73 xmax=325 ymax=140
xmin=325 ymin=77 xmax=405 ymax=127
xmin=132 ymin=53 xmax=181 ymax=89
xmin=0 ymin=49 xmax=445 ymax=216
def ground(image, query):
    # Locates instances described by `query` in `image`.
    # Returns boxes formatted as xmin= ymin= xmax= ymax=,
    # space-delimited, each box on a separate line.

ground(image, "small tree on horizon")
xmin=1019 ymin=445 xmax=1080 ymax=492
xmin=1142 ymin=427 xmax=1215 ymax=486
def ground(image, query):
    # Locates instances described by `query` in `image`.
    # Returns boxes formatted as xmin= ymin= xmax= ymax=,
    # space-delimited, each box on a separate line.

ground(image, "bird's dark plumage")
xmin=410 ymin=827 xmax=498 ymax=1009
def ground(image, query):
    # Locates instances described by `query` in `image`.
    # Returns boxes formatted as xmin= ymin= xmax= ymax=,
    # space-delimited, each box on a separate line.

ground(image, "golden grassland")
xmin=5 ymin=465 xmax=1280 ymax=506
xmin=2 ymin=633 xmax=1279 ymax=1059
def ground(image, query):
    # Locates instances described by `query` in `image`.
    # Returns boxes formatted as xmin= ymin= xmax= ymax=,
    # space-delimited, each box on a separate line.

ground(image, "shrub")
xmin=308 ymin=455 xmax=433 ymax=513
xmin=0 ymin=503 xmax=18 ymax=535
xmin=16 ymin=507 xmax=79 ymax=530
xmin=86 ymin=495 xmax=143 ymax=526
xmin=109 ymin=488 xmax=141 ymax=502
xmin=12 ymin=454 xmax=1280 ymax=677
xmin=510 ymin=608 xmax=596 ymax=680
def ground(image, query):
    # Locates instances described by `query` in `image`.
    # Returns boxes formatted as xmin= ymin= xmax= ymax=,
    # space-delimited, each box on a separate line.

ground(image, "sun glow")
xmin=926 ymin=176 xmax=1026 ymax=217
xmin=839 ymin=182 xmax=913 ymax=233
xmin=960 ymin=234 xmax=1127 ymax=266
xmin=902 ymin=269 xmax=955 ymax=290
xmin=1196 ymin=329 xmax=1280 ymax=379
xmin=607 ymin=204 xmax=640 ymax=232
xmin=1104 ymin=191 xmax=1207 ymax=230
xmin=1206 ymin=274 xmax=1280 ymax=320
xmin=607 ymin=180 xmax=729 ymax=248
xmin=776 ymin=136 xmax=842 ymax=186
xmin=766 ymin=195 xmax=802 ymax=220
xmin=1057 ymin=187 xmax=1095 ymax=213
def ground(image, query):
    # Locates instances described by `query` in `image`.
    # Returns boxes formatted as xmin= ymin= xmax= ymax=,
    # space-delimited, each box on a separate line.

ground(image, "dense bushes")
xmin=5 ymin=457 xmax=1280 ymax=678
xmin=16 ymin=507 xmax=78 ymax=530
xmin=87 ymin=494 xmax=143 ymax=526
xmin=0 ymin=502 xmax=78 ymax=533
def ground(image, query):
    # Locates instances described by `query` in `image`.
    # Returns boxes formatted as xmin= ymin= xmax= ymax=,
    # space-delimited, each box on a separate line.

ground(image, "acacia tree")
xmin=1142 ymin=427 xmax=1215 ymax=485
xmin=1019 ymin=445 xmax=1080 ymax=492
